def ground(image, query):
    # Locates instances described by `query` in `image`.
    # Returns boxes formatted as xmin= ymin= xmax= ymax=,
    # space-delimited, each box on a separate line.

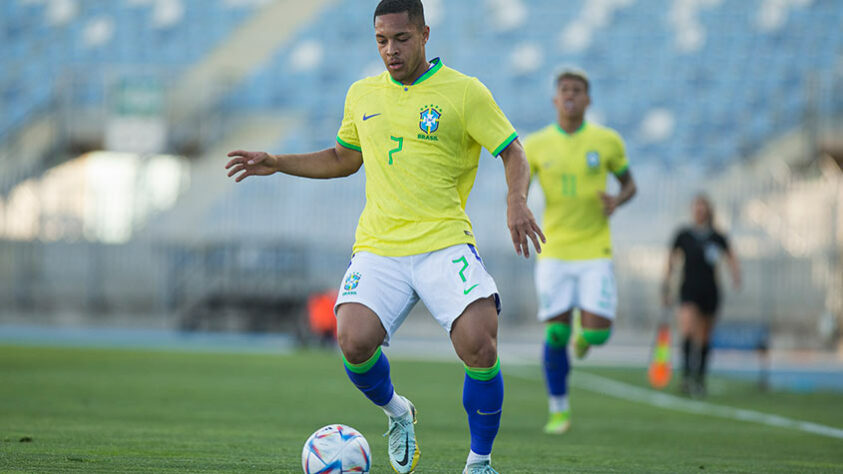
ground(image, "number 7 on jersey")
xmin=389 ymin=136 xmax=403 ymax=165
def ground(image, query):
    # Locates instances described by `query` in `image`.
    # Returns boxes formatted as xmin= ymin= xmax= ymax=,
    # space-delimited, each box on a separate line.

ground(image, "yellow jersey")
xmin=524 ymin=122 xmax=629 ymax=261
xmin=337 ymin=58 xmax=518 ymax=256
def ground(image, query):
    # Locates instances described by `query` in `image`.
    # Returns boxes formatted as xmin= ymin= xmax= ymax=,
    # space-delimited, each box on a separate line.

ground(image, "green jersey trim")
xmin=555 ymin=121 xmax=587 ymax=136
xmin=389 ymin=57 xmax=444 ymax=87
xmin=492 ymin=132 xmax=519 ymax=157
xmin=336 ymin=136 xmax=362 ymax=152
xmin=613 ymin=164 xmax=629 ymax=177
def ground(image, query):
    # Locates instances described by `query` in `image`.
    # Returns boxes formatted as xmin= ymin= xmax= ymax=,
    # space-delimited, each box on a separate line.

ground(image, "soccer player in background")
xmin=523 ymin=69 xmax=637 ymax=434
xmin=662 ymin=194 xmax=741 ymax=397
xmin=225 ymin=1 xmax=545 ymax=472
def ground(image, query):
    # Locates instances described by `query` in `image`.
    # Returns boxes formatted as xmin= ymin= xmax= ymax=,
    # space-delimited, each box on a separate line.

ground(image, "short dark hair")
xmin=374 ymin=0 xmax=426 ymax=30
xmin=556 ymin=68 xmax=590 ymax=93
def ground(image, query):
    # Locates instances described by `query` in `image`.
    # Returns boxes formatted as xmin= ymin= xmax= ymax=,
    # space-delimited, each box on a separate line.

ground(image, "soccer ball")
xmin=301 ymin=424 xmax=371 ymax=473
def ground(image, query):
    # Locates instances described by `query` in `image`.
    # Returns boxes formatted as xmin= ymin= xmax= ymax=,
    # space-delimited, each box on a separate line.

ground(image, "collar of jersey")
xmin=555 ymin=121 xmax=587 ymax=136
xmin=389 ymin=57 xmax=443 ymax=87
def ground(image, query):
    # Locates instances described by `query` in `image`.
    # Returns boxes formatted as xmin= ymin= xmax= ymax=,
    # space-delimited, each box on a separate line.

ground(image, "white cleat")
xmin=385 ymin=396 xmax=419 ymax=473
xmin=463 ymin=460 xmax=499 ymax=473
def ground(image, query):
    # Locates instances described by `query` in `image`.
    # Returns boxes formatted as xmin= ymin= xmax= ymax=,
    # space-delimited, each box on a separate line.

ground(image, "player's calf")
xmin=543 ymin=322 xmax=572 ymax=434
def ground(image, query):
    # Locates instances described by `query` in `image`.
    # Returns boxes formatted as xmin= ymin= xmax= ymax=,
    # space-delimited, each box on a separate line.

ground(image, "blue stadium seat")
xmin=4 ymin=0 xmax=841 ymax=168
xmin=1 ymin=0 xmax=263 ymax=140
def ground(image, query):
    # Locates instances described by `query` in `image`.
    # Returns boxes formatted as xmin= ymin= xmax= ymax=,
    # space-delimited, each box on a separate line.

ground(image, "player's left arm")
xmin=600 ymin=133 xmax=637 ymax=217
xmin=600 ymin=170 xmax=637 ymax=217
xmin=500 ymin=139 xmax=546 ymax=258
xmin=464 ymin=79 xmax=545 ymax=257
xmin=721 ymin=235 xmax=742 ymax=291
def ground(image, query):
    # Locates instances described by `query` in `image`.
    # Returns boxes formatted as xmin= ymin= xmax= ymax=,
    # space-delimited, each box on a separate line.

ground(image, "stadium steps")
xmin=0 ymin=116 xmax=63 ymax=196
xmin=166 ymin=0 xmax=338 ymax=130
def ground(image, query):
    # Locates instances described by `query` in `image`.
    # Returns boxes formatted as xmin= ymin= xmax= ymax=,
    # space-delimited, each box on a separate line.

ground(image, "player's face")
xmin=553 ymin=78 xmax=590 ymax=119
xmin=374 ymin=12 xmax=429 ymax=84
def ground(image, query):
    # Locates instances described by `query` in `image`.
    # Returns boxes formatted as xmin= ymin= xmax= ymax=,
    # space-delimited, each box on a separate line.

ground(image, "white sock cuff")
xmin=549 ymin=395 xmax=569 ymax=413
xmin=466 ymin=450 xmax=491 ymax=465
xmin=381 ymin=393 xmax=409 ymax=418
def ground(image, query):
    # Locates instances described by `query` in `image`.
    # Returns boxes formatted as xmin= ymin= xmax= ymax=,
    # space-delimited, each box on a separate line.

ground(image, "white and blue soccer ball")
xmin=301 ymin=424 xmax=371 ymax=474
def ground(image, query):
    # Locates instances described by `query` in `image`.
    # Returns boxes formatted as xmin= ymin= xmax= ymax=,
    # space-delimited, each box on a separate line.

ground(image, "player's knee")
xmin=582 ymin=328 xmax=612 ymax=346
xmin=545 ymin=322 xmax=571 ymax=348
xmin=337 ymin=330 xmax=380 ymax=364
xmin=459 ymin=337 xmax=498 ymax=368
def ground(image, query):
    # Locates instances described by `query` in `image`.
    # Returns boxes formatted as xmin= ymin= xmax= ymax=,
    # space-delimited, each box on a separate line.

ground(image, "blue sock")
xmin=463 ymin=360 xmax=504 ymax=456
xmin=343 ymin=347 xmax=394 ymax=406
xmin=543 ymin=342 xmax=569 ymax=397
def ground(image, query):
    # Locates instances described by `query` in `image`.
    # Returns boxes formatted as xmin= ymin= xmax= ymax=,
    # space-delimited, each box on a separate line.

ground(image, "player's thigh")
xmin=577 ymin=259 xmax=617 ymax=320
xmin=535 ymin=258 xmax=577 ymax=323
xmin=413 ymin=244 xmax=500 ymax=334
xmin=450 ymin=296 xmax=499 ymax=367
xmin=334 ymin=252 xmax=419 ymax=345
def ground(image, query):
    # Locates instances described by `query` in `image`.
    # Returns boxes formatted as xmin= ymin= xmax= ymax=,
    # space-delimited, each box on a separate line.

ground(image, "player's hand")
xmin=599 ymin=192 xmax=618 ymax=217
xmin=225 ymin=150 xmax=278 ymax=182
xmin=507 ymin=199 xmax=546 ymax=258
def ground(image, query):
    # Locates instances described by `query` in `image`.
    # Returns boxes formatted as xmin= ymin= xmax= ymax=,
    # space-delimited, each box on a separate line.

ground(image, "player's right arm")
xmin=225 ymin=144 xmax=363 ymax=182
xmin=227 ymin=83 xmax=365 ymax=182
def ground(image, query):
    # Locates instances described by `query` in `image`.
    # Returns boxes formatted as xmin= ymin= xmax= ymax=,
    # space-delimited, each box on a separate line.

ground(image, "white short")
xmin=334 ymin=244 xmax=500 ymax=344
xmin=535 ymin=258 xmax=617 ymax=322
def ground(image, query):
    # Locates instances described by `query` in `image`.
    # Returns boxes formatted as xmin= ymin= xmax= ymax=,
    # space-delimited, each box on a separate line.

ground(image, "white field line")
xmin=507 ymin=368 xmax=843 ymax=440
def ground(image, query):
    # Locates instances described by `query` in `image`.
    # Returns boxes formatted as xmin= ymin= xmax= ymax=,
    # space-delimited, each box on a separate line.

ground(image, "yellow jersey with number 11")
xmin=337 ymin=58 xmax=518 ymax=257
xmin=524 ymin=122 xmax=629 ymax=261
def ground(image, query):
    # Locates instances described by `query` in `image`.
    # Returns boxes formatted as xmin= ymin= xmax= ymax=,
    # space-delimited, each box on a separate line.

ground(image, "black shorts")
xmin=679 ymin=283 xmax=719 ymax=316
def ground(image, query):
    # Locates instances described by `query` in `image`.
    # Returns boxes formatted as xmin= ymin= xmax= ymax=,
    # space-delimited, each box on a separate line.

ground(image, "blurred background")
xmin=1 ymin=0 xmax=841 ymax=390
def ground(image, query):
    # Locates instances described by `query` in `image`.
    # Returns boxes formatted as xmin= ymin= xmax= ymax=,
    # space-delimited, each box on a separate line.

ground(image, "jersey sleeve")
xmin=464 ymin=78 xmax=518 ymax=157
xmin=336 ymin=85 xmax=361 ymax=152
xmin=607 ymin=131 xmax=629 ymax=177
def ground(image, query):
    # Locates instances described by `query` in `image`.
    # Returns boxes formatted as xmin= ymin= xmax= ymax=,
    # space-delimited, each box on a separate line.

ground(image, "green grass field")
xmin=1 ymin=345 xmax=841 ymax=473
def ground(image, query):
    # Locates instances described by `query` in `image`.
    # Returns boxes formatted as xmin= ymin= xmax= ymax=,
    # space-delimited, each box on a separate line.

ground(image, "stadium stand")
xmin=4 ymin=0 xmax=838 ymax=166
xmin=0 ymin=0 xmax=262 ymax=139
xmin=224 ymin=0 xmax=841 ymax=169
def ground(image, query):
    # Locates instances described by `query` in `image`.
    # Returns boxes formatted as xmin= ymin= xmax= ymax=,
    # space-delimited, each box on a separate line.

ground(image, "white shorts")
xmin=334 ymin=244 xmax=500 ymax=344
xmin=535 ymin=258 xmax=617 ymax=322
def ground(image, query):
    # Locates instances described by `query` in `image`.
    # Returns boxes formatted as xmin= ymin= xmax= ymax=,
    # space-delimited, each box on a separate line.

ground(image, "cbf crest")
xmin=419 ymin=104 xmax=443 ymax=135
xmin=586 ymin=151 xmax=600 ymax=171
xmin=344 ymin=272 xmax=361 ymax=291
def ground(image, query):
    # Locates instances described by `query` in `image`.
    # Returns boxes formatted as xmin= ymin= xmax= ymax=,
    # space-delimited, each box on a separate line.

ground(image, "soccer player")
xmin=225 ymin=1 xmax=544 ymax=472
xmin=523 ymin=69 xmax=637 ymax=435
xmin=662 ymin=194 xmax=741 ymax=397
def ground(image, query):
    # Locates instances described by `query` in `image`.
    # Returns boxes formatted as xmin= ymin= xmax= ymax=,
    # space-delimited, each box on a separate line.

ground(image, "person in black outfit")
xmin=662 ymin=194 xmax=741 ymax=396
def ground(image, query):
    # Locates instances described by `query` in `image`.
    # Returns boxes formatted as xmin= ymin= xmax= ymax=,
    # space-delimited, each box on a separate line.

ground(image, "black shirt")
xmin=671 ymin=226 xmax=730 ymax=291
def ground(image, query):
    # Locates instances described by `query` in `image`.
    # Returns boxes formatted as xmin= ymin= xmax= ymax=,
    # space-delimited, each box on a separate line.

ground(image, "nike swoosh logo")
xmin=463 ymin=284 xmax=479 ymax=295
xmin=396 ymin=433 xmax=409 ymax=466
xmin=476 ymin=408 xmax=502 ymax=416
xmin=362 ymin=113 xmax=382 ymax=121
